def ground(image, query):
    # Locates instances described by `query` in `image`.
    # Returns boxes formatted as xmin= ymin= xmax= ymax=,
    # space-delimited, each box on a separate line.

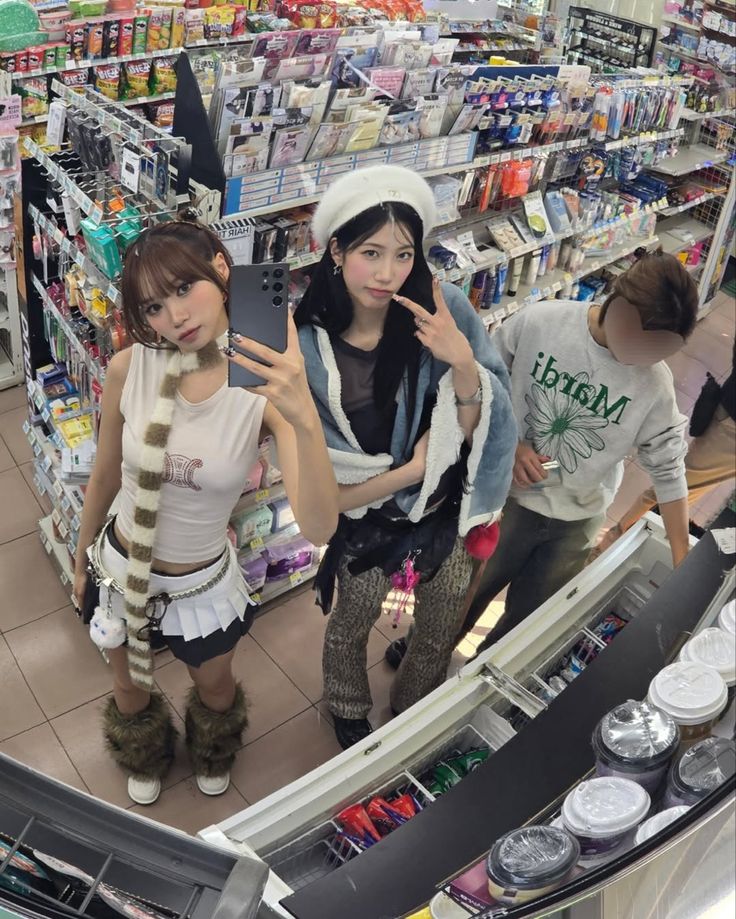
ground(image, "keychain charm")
xmin=389 ymin=552 xmax=421 ymax=629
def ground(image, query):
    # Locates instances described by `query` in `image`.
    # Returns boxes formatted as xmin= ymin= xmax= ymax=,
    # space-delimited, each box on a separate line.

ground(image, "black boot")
xmin=333 ymin=716 xmax=373 ymax=750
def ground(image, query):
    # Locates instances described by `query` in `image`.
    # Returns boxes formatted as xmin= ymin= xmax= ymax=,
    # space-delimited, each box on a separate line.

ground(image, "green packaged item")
xmin=447 ymin=748 xmax=491 ymax=775
xmin=431 ymin=762 xmax=464 ymax=793
xmin=55 ymin=43 xmax=69 ymax=68
xmin=133 ymin=15 xmax=148 ymax=54
xmin=43 ymin=45 xmax=56 ymax=69
xmin=0 ymin=0 xmax=48 ymax=52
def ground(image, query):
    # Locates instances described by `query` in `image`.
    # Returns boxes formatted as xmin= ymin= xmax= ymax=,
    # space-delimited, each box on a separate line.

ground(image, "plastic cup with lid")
xmin=647 ymin=661 xmax=728 ymax=744
xmin=663 ymin=737 xmax=736 ymax=809
xmin=680 ymin=627 xmax=736 ymax=710
xmin=592 ymin=700 xmax=679 ymax=794
xmin=634 ymin=805 xmax=690 ymax=846
xmin=485 ymin=825 xmax=580 ymax=905
xmin=561 ymin=777 xmax=650 ymax=865
xmin=718 ymin=598 xmax=735 ymax=637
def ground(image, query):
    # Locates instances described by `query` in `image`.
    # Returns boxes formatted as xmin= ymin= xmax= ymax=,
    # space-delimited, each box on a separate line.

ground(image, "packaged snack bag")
xmin=57 ymin=67 xmax=90 ymax=90
xmin=65 ymin=22 xmax=87 ymax=62
xmin=184 ymin=9 xmax=205 ymax=43
xmin=123 ymin=59 xmax=152 ymax=98
xmin=19 ymin=78 xmax=49 ymax=119
xmin=158 ymin=6 xmax=173 ymax=49
xmin=150 ymin=56 xmax=177 ymax=94
xmin=94 ymin=63 xmax=121 ymax=100
xmin=170 ymin=6 xmax=185 ymax=46
xmin=147 ymin=100 xmax=174 ymax=128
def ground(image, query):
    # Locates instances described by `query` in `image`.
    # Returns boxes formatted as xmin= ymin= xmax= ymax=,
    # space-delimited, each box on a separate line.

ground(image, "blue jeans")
xmin=461 ymin=499 xmax=605 ymax=652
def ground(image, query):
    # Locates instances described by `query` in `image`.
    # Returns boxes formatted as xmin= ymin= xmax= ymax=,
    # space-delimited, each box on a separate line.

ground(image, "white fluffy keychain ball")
xmin=89 ymin=606 xmax=126 ymax=649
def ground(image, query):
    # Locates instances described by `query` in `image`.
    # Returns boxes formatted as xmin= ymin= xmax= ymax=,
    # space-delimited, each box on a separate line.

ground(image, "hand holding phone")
xmin=513 ymin=442 xmax=553 ymax=488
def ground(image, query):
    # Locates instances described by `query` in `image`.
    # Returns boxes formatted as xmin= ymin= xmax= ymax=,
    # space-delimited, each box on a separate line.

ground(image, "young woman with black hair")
xmin=73 ymin=220 xmax=338 ymax=804
xmin=294 ymin=165 xmax=517 ymax=749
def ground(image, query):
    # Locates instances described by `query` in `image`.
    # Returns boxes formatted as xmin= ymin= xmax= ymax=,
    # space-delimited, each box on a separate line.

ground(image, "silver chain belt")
xmin=87 ymin=518 xmax=232 ymax=604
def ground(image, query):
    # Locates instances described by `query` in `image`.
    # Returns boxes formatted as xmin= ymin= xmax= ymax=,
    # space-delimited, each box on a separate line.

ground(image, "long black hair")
xmin=294 ymin=202 xmax=434 ymax=415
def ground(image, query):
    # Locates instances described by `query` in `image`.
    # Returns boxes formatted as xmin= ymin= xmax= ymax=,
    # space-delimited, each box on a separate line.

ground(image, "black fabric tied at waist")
xmin=314 ymin=493 xmax=461 ymax=615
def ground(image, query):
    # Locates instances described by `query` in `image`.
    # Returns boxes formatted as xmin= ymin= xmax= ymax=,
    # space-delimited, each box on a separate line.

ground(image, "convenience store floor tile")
xmin=0 ymin=295 xmax=733 ymax=836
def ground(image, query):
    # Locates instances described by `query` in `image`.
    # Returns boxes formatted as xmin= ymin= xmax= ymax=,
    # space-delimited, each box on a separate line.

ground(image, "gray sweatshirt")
xmin=493 ymin=300 xmax=688 ymax=521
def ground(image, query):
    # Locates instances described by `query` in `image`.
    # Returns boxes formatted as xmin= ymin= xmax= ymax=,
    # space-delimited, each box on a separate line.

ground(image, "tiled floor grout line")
xmin=46 ymin=718 xmax=92 ymax=795
xmin=1 ymin=601 xmax=81 ymax=637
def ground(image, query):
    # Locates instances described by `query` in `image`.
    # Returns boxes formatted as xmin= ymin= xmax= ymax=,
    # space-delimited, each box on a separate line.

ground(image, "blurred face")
xmin=331 ymin=220 xmax=415 ymax=313
xmin=140 ymin=253 xmax=230 ymax=351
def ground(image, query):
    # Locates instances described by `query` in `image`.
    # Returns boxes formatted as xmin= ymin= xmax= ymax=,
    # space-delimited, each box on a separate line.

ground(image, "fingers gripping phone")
xmin=227 ymin=263 xmax=289 ymax=388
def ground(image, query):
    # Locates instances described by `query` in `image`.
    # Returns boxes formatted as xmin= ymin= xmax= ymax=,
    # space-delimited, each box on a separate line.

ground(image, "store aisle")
xmin=0 ymin=288 xmax=733 ymax=835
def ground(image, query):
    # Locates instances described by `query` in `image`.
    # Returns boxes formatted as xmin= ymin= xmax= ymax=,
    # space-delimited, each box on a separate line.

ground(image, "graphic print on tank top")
xmin=163 ymin=452 xmax=203 ymax=491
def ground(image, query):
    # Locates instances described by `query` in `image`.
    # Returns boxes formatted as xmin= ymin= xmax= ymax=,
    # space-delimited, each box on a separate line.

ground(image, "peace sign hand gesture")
xmin=394 ymin=278 xmax=475 ymax=370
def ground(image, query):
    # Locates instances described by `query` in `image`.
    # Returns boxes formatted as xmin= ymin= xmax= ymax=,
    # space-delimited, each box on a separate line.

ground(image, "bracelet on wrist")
xmin=456 ymin=385 xmax=482 ymax=406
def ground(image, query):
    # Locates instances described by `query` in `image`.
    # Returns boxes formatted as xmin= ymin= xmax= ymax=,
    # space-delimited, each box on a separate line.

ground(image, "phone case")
xmin=228 ymin=262 xmax=289 ymax=388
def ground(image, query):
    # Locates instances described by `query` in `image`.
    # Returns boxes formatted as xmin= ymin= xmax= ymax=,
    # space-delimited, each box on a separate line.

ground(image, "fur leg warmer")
xmin=102 ymin=693 xmax=177 ymax=780
xmin=185 ymin=683 xmax=248 ymax=778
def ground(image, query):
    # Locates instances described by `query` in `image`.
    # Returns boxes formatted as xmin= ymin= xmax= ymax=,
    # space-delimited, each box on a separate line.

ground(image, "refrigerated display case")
xmin=199 ymin=509 xmax=736 ymax=919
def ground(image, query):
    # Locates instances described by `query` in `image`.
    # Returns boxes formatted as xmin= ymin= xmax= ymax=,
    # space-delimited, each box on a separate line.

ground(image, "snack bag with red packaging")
xmin=232 ymin=5 xmax=248 ymax=36
xmin=57 ymin=68 xmax=90 ymax=91
xmin=118 ymin=18 xmax=135 ymax=55
xmin=335 ymin=804 xmax=381 ymax=849
xmin=94 ymin=63 xmax=121 ymax=100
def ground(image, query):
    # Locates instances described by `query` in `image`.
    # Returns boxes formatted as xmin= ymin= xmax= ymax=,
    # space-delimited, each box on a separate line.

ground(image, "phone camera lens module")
xmin=273 ymin=282 xmax=283 ymax=291
xmin=273 ymin=268 xmax=284 ymax=278
xmin=272 ymin=296 xmax=283 ymax=306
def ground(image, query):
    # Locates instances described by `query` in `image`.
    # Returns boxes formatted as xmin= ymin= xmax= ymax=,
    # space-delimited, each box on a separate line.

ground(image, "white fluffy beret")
xmin=311 ymin=165 xmax=437 ymax=248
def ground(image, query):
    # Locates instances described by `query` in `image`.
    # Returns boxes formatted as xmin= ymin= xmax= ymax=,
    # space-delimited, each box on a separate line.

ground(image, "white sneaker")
xmin=196 ymin=773 xmax=230 ymax=796
xmin=128 ymin=776 xmax=161 ymax=805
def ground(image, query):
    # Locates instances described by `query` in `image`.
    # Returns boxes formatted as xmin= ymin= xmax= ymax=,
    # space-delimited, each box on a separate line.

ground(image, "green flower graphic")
xmin=524 ymin=373 xmax=609 ymax=474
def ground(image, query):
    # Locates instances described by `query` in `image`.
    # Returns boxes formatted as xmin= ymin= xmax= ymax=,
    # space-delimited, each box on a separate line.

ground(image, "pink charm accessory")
xmin=389 ymin=553 xmax=421 ymax=628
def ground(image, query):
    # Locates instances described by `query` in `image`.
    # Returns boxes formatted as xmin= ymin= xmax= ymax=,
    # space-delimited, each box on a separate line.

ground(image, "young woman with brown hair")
xmin=73 ymin=220 xmax=338 ymax=805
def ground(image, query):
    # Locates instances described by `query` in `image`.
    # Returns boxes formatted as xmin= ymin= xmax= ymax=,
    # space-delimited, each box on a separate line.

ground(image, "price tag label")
xmin=500 ymin=151 xmax=512 ymax=162
xmin=289 ymin=571 xmax=303 ymax=586
xmin=58 ymin=520 xmax=69 ymax=539
xmin=255 ymin=488 xmax=270 ymax=504
xmin=61 ymin=496 xmax=71 ymax=514
xmin=43 ymin=455 xmax=53 ymax=473
xmin=22 ymin=419 xmax=30 ymax=435
xmin=53 ymin=480 xmax=64 ymax=499
xmin=251 ymin=592 xmax=262 ymax=604
xmin=33 ymin=443 xmax=42 ymax=458
xmin=71 ymin=515 xmax=80 ymax=531
xmin=249 ymin=536 xmax=265 ymax=552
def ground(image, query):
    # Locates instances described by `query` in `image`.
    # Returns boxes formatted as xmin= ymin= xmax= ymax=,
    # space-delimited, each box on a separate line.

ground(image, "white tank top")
xmin=117 ymin=344 xmax=266 ymax=563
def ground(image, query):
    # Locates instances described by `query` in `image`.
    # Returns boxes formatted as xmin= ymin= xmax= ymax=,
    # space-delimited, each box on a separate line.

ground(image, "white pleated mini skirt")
xmin=98 ymin=532 xmax=253 ymax=642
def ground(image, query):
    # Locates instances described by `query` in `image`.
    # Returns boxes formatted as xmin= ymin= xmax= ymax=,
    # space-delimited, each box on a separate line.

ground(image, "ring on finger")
xmin=415 ymin=317 xmax=428 ymax=329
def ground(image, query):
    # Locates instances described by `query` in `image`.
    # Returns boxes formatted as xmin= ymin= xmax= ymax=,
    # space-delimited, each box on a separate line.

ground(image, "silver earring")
xmin=333 ymin=264 xmax=342 ymax=276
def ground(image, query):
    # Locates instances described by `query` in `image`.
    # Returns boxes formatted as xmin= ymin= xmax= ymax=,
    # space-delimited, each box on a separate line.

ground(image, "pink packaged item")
xmin=242 ymin=459 xmax=265 ymax=495
xmin=262 ymin=534 xmax=315 ymax=581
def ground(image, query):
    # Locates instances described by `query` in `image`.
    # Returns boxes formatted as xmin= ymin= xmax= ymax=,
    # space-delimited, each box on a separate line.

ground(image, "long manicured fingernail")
xmin=228 ymin=329 xmax=243 ymax=342
xmin=219 ymin=346 xmax=236 ymax=357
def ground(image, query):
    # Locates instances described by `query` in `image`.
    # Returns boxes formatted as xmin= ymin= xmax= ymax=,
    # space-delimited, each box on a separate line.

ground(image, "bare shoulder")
xmin=105 ymin=346 xmax=134 ymax=385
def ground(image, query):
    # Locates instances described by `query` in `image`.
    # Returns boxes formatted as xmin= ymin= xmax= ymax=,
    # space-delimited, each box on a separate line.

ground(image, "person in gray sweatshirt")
xmin=458 ymin=250 xmax=699 ymax=654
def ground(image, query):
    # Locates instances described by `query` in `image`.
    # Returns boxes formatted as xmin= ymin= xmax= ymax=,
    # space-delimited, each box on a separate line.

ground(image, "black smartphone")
xmin=227 ymin=262 xmax=289 ymax=388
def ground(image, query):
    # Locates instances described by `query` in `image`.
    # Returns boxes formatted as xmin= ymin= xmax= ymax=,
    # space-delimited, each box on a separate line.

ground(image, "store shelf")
xmin=662 ymin=14 xmax=702 ymax=32
xmin=221 ymin=125 xmax=682 ymax=224
xmin=658 ymin=215 xmax=715 ymax=254
xmin=31 ymin=273 xmax=105 ymax=384
xmin=20 ymin=92 xmax=175 ymax=128
xmin=28 ymin=204 xmax=121 ymax=304
xmin=39 ymin=513 xmax=75 ymax=588
xmin=185 ymin=35 xmax=254 ymax=49
xmin=251 ymin=562 xmax=321 ymax=609
xmin=648 ymin=144 xmax=730 ymax=175
xmin=681 ymin=107 xmax=733 ymax=121
xmin=12 ymin=47 xmax=183 ymax=82
xmin=479 ymin=234 xmax=660 ymax=327
xmin=231 ymin=481 xmax=287 ymax=517
xmin=659 ymin=191 xmax=723 ymax=217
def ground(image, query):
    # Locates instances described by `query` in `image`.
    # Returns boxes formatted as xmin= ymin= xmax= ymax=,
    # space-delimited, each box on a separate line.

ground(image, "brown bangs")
xmin=120 ymin=221 xmax=233 ymax=347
